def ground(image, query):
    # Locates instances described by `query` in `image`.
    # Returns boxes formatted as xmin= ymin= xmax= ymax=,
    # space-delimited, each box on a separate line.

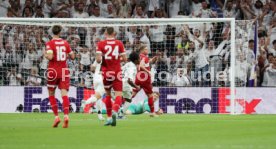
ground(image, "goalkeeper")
xmin=125 ymin=92 xmax=163 ymax=115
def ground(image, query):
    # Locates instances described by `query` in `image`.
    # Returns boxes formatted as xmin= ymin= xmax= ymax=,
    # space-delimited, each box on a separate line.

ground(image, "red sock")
xmin=105 ymin=95 xmax=112 ymax=117
xmin=62 ymin=96 xmax=70 ymax=115
xmin=148 ymin=96 xmax=154 ymax=113
xmin=49 ymin=96 xmax=58 ymax=116
xmin=122 ymin=98 xmax=126 ymax=104
xmin=112 ymin=96 xmax=122 ymax=113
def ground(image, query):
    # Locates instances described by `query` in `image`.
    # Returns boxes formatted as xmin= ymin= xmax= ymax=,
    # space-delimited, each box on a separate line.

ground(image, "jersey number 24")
xmin=104 ymin=45 xmax=119 ymax=60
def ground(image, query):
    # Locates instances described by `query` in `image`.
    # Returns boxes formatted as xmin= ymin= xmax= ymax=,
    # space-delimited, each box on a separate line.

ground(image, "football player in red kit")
xmin=44 ymin=25 xmax=75 ymax=128
xmin=133 ymin=45 xmax=158 ymax=117
xmin=96 ymin=27 xmax=127 ymax=126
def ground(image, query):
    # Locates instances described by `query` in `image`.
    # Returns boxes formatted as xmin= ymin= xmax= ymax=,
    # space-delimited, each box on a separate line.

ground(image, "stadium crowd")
xmin=0 ymin=0 xmax=276 ymax=87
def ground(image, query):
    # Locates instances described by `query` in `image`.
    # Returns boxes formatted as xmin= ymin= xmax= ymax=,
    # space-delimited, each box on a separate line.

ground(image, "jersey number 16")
xmin=56 ymin=46 xmax=66 ymax=61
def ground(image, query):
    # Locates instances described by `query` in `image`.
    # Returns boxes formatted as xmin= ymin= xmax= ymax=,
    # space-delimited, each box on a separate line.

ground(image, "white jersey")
xmin=92 ymin=60 xmax=105 ymax=96
xmin=122 ymin=62 xmax=137 ymax=91
xmin=80 ymin=52 xmax=91 ymax=66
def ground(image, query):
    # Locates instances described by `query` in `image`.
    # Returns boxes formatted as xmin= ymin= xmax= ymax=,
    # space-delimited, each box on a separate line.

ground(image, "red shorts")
xmin=47 ymin=77 xmax=70 ymax=91
xmin=134 ymin=77 xmax=153 ymax=95
xmin=102 ymin=71 xmax=122 ymax=92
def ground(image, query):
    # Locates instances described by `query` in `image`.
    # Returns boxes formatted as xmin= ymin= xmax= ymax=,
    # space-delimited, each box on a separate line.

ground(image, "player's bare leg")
xmin=61 ymin=89 xmax=70 ymax=128
xmin=147 ymin=93 xmax=158 ymax=117
xmin=80 ymin=92 xmax=101 ymax=112
xmin=48 ymin=89 xmax=61 ymax=128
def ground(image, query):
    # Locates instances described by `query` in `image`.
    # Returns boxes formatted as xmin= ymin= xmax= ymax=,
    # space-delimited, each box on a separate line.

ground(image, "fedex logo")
xmin=23 ymin=87 xmax=84 ymax=112
xmin=159 ymin=88 xmax=261 ymax=114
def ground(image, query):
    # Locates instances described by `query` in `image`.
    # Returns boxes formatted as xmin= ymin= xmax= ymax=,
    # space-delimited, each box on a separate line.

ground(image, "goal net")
xmin=0 ymin=18 xmax=254 ymax=114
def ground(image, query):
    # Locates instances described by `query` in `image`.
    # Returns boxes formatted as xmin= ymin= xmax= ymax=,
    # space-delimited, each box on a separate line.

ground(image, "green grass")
xmin=0 ymin=114 xmax=276 ymax=149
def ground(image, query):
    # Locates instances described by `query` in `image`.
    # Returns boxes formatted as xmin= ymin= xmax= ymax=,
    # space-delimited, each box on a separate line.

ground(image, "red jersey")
xmin=46 ymin=38 xmax=72 ymax=78
xmin=139 ymin=53 xmax=150 ymax=72
xmin=96 ymin=38 xmax=125 ymax=72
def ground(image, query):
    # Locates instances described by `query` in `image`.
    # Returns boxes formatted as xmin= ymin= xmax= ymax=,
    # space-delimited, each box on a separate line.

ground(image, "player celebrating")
xmin=44 ymin=25 xmax=75 ymax=128
xmin=133 ymin=45 xmax=158 ymax=117
xmin=96 ymin=27 xmax=127 ymax=126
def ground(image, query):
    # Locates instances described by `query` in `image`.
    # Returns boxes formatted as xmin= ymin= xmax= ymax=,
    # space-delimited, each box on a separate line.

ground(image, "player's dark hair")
xmin=128 ymin=51 xmax=140 ymax=63
xmin=273 ymin=40 xmax=276 ymax=45
xmin=52 ymin=25 xmax=62 ymax=35
xmin=106 ymin=27 xmax=114 ymax=35
xmin=249 ymin=39 xmax=254 ymax=44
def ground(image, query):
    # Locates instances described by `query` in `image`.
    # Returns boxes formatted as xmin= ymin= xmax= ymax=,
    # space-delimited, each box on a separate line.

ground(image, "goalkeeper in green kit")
xmin=125 ymin=92 xmax=163 ymax=115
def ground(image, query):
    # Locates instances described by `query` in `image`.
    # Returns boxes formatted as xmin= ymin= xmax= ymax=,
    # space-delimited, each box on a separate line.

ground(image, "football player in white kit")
xmin=121 ymin=52 xmax=141 ymax=115
xmin=80 ymin=60 xmax=106 ymax=120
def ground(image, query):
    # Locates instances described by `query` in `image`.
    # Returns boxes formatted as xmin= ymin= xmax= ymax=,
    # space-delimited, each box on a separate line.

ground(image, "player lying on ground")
xmin=90 ymin=92 xmax=163 ymax=116
xmin=80 ymin=60 xmax=106 ymax=121
xmin=96 ymin=27 xmax=127 ymax=126
xmin=125 ymin=92 xmax=163 ymax=115
xmin=132 ymin=45 xmax=158 ymax=117
xmin=44 ymin=25 xmax=75 ymax=128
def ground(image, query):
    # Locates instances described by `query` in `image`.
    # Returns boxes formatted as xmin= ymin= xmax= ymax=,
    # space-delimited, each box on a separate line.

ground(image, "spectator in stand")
xmin=73 ymin=2 xmax=89 ymax=18
xmin=43 ymin=0 xmax=58 ymax=18
xmin=148 ymin=0 xmax=161 ymax=17
xmin=99 ymin=0 xmax=109 ymax=17
xmin=104 ymin=3 xmax=117 ymax=18
xmin=137 ymin=28 xmax=151 ymax=54
xmin=6 ymin=66 xmax=22 ymax=86
xmin=89 ymin=5 xmax=103 ymax=18
xmin=168 ymin=0 xmax=190 ymax=18
xmin=132 ymin=4 xmax=148 ymax=18
xmin=204 ymin=40 xmax=215 ymax=65
xmin=0 ymin=0 xmax=11 ymax=17
xmin=21 ymin=43 xmax=37 ymax=80
xmin=34 ymin=6 xmax=45 ymax=18
xmin=25 ymin=66 xmax=41 ymax=86
xmin=170 ymin=67 xmax=191 ymax=86
xmin=262 ymin=56 xmax=276 ymax=86
xmin=148 ymin=25 xmax=165 ymax=55
xmin=240 ymin=0 xmax=257 ymax=20
xmin=223 ymin=0 xmax=239 ymax=18
xmin=79 ymin=45 xmax=92 ymax=73
xmin=118 ymin=0 xmax=131 ymax=18
xmin=268 ymin=40 xmax=276 ymax=56
xmin=235 ymin=52 xmax=248 ymax=87
xmin=22 ymin=6 xmax=34 ymax=17
xmin=164 ymin=25 xmax=176 ymax=56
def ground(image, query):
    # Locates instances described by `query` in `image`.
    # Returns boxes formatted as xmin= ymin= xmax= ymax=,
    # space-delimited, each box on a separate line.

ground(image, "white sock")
xmin=96 ymin=99 xmax=103 ymax=112
xmin=86 ymin=96 xmax=98 ymax=104
xmin=123 ymin=102 xmax=131 ymax=113
xmin=107 ymin=117 xmax=112 ymax=121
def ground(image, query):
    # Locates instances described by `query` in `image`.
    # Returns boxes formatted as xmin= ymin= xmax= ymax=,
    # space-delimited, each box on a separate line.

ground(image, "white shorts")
xmin=123 ymin=82 xmax=132 ymax=99
xmin=94 ymin=74 xmax=105 ymax=97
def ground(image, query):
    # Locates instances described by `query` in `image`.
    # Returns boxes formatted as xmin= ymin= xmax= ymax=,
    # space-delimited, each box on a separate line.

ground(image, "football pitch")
xmin=0 ymin=114 xmax=276 ymax=149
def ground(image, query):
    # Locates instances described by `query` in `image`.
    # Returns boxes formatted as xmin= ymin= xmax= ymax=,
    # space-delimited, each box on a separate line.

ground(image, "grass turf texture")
xmin=0 ymin=114 xmax=276 ymax=149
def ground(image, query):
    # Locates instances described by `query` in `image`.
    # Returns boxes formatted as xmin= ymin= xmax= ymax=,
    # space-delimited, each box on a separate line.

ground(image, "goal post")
xmin=0 ymin=17 xmax=250 ymax=114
